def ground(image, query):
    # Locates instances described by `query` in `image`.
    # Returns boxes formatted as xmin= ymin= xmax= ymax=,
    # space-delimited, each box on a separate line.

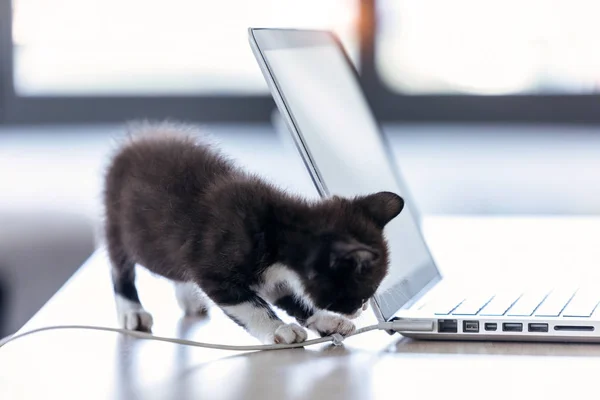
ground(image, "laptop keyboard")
xmin=506 ymin=290 xmax=550 ymax=316
xmin=424 ymin=287 xmax=600 ymax=318
xmin=561 ymin=289 xmax=600 ymax=317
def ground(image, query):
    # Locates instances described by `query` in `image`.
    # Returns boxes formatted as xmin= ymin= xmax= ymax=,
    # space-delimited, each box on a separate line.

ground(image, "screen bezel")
xmin=248 ymin=28 xmax=442 ymax=322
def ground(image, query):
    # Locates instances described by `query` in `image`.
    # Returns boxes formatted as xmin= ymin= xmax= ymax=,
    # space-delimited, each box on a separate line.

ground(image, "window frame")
xmin=0 ymin=0 xmax=10 ymax=122
xmin=2 ymin=0 xmax=600 ymax=124
xmin=360 ymin=0 xmax=600 ymax=124
xmin=0 ymin=0 xmax=275 ymax=124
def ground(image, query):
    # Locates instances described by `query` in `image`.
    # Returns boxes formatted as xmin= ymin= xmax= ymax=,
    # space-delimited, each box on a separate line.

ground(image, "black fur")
xmin=113 ymin=277 xmax=140 ymax=303
xmin=274 ymin=295 xmax=314 ymax=325
xmin=223 ymin=312 xmax=247 ymax=328
xmin=104 ymin=122 xmax=404 ymax=339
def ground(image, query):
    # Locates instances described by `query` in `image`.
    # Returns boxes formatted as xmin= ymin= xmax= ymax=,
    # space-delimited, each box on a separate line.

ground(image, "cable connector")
xmin=330 ymin=333 xmax=345 ymax=346
xmin=378 ymin=319 xmax=434 ymax=332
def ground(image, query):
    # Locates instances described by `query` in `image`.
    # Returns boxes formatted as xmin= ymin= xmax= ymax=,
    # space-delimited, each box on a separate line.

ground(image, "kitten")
xmin=104 ymin=122 xmax=404 ymax=344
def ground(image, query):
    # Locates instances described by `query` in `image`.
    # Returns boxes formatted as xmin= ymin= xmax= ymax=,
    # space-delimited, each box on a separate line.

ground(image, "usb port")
xmin=463 ymin=321 xmax=479 ymax=333
xmin=438 ymin=319 xmax=458 ymax=333
xmin=502 ymin=323 xmax=523 ymax=332
xmin=484 ymin=323 xmax=497 ymax=331
xmin=528 ymin=323 xmax=549 ymax=332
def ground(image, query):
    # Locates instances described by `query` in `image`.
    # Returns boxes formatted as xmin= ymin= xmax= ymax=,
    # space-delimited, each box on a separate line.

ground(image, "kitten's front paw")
xmin=273 ymin=323 xmax=308 ymax=344
xmin=306 ymin=311 xmax=356 ymax=337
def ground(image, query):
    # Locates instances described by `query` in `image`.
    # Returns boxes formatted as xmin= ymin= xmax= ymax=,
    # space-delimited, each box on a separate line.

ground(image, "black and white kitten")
xmin=104 ymin=123 xmax=404 ymax=344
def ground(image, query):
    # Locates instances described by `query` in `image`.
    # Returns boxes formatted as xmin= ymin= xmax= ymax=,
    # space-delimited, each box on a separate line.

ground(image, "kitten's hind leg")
xmin=107 ymin=230 xmax=153 ymax=332
xmin=174 ymin=281 xmax=209 ymax=316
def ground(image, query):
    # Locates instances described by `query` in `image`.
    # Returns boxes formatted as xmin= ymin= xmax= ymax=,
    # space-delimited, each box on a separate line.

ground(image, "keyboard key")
xmin=479 ymin=292 xmax=522 ymax=316
xmin=534 ymin=288 xmax=577 ymax=317
xmin=561 ymin=289 xmax=600 ymax=317
xmin=420 ymin=295 xmax=465 ymax=315
xmin=452 ymin=293 xmax=495 ymax=315
xmin=506 ymin=290 xmax=550 ymax=316
xmin=433 ymin=299 xmax=465 ymax=315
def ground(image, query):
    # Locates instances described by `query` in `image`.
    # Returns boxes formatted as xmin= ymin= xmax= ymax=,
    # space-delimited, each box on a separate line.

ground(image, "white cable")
xmin=0 ymin=323 xmax=389 ymax=352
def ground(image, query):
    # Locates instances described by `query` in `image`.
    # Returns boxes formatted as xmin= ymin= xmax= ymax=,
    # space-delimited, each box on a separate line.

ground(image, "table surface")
xmin=3 ymin=216 xmax=600 ymax=400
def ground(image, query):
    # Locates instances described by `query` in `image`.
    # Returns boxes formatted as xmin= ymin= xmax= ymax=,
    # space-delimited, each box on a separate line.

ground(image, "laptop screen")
xmin=251 ymin=29 xmax=441 ymax=320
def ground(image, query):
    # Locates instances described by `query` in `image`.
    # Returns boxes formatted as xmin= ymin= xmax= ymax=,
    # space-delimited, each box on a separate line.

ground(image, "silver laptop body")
xmin=248 ymin=28 xmax=600 ymax=342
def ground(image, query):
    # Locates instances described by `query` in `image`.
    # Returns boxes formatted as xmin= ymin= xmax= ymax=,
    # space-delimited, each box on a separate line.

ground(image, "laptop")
xmin=248 ymin=28 xmax=600 ymax=342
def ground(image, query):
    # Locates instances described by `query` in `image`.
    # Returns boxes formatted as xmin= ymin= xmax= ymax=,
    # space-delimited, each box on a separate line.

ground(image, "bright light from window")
xmin=12 ymin=0 xmax=358 ymax=96
xmin=377 ymin=0 xmax=600 ymax=95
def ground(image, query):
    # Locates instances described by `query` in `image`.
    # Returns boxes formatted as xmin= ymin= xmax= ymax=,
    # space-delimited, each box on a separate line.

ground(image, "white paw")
xmin=306 ymin=311 xmax=356 ymax=337
xmin=121 ymin=309 xmax=154 ymax=331
xmin=174 ymin=281 xmax=209 ymax=316
xmin=115 ymin=295 xmax=154 ymax=331
xmin=273 ymin=323 xmax=308 ymax=344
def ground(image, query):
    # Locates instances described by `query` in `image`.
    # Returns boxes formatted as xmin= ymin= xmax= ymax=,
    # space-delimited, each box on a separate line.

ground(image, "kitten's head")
xmin=300 ymin=191 xmax=404 ymax=317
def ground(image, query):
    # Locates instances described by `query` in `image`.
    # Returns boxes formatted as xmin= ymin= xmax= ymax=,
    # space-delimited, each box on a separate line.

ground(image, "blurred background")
xmin=1 ymin=0 xmax=600 ymax=336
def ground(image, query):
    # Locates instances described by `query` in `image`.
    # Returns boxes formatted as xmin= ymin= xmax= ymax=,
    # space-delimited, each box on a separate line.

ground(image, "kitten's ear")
xmin=355 ymin=191 xmax=404 ymax=228
xmin=330 ymin=239 xmax=379 ymax=271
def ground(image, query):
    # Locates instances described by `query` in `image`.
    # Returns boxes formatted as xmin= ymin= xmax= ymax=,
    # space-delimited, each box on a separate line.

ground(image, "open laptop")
xmin=248 ymin=28 xmax=600 ymax=342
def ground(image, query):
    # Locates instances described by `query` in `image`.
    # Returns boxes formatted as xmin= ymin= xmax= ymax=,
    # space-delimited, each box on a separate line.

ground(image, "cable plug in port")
xmin=502 ymin=323 xmax=523 ymax=332
xmin=438 ymin=319 xmax=458 ymax=333
xmin=484 ymin=323 xmax=497 ymax=331
xmin=463 ymin=321 xmax=479 ymax=333
xmin=528 ymin=323 xmax=549 ymax=333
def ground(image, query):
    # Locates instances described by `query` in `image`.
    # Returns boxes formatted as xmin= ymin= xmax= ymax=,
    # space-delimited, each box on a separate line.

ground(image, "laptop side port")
xmin=463 ymin=321 xmax=479 ymax=333
xmin=438 ymin=319 xmax=458 ymax=333
xmin=528 ymin=323 xmax=549 ymax=332
xmin=554 ymin=325 xmax=594 ymax=332
xmin=502 ymin=323 xmax=523 ymax=332
xmin=484 ymin=322 xmax=497 ymax=331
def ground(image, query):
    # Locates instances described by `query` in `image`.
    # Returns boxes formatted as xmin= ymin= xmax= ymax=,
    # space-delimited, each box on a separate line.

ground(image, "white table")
xmin=2 ymin=216 xmax=600 ymax=399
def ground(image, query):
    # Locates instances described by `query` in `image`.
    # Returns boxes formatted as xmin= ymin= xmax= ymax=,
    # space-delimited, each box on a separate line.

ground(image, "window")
xmin=2 ymin=0 xmax=600 ymax=123
xmin=376 ymin=0 xmax=600 ymax=95
xmin=12 ymin=0 xmax=358 ymax=96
